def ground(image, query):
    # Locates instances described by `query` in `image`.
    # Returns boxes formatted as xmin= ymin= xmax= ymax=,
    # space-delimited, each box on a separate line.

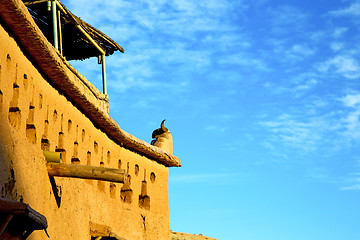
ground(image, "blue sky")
xmin=61 ymin=0 xmax=360 ymax=239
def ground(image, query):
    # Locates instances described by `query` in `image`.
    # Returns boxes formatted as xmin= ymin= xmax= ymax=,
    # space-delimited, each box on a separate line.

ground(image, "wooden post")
xmin=101 ymin=54 xmax=107 ymax=95
xmin=47 ymin=163 xmax=126 ymax=183
xmin=51 ymin=0 xmax=58 ymax=50
xmin=57 ymin=9 xmax=63 ymax=55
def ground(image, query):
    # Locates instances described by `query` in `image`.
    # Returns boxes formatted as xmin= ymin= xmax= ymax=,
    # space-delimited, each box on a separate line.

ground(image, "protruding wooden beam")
xmin=43 ymin=151 xmax=62 ymax=163
xmin=47 ymin=163 xmax=126 ymax=183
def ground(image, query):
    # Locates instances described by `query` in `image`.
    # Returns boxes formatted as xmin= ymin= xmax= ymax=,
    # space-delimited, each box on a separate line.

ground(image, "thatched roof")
xmin=23 ymin=0 xmax=124 ymax=60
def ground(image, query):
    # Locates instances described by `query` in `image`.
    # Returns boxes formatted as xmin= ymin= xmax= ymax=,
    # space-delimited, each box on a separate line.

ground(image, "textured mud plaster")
xmin=0 ymin=0 xmax=181 ymax=239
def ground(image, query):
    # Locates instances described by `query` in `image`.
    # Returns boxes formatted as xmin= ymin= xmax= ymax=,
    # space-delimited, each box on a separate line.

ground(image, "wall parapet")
xmin=0 ymin=0 xmax=181 ymax=167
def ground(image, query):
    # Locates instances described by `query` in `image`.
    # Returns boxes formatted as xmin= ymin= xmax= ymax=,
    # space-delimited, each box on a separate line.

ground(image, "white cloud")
xmin=259 ymin=114 xmax=325 ymax=152
xmin=317 ymin=55 xmax=360 ymax=79
xmin=333 ymin=27 xmax=348 ymax=38
xmin=259 ymin=89 xmax=360 ymax=154
xmin=330 ymin=1 xmax=360 ymax=16
xmin=340 ymin=109 xmax=360 ymax=140
xmin=217 ymin=53 xmax=269 ymax=71
xmin=264 ymin=72 xmax=320 ymax=96
xmin=271 ymin=5 xmax=308 ymax=25
xmin=340 ymin=184 xmax=360 ymax=190
xmin=204 ymin=125 xmax=227 ymax=134
xmin=343 ymin=109 xmax=360 ymax=129
xmin=290 ymin=44 xmax=316 ymax=57
xmin=108 ymin=76 xmax=160 ymax=93
xmin=293 ymin=79 xmax=318 ymax=91
xmin=330 ymin=42 xmax=345 ymax=52
xmin=263 ymin=89 xmax=360 ymax=148
xmin=272 ymin=44 xmax=317 ymax=63
xmin=62 ymin=0 xmax=250 ymax=99
xmin=340 ymin=93 xmax=360 ymax=107
xmin=309 ymin=31 xmax=325 ymax=42
xmin=340 ymin=173 xmax=360 ymax=191
xmin=266 ymin=39 xmax=316 ymax=63
xmin=306 ymin=168 xmax=330 ymax=181
xmin=266 ymin=5 xmax=309 ymax=35
xmin=202 ymin=33 xmax=252 ymax=52
xmin=170 ymin=172 xmax=240 ymax=184
xmin=259 ymin=92 xmax=360 ymax=158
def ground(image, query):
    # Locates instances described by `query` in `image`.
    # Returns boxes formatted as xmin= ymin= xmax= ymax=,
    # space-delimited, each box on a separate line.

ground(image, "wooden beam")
xmin=57 ymin=9 xmax=63 ymax=55
xmin=43 ymin=151 xmax=62 ymax=163
xmin=23 ymin=0 xmax=48 ymax=6
xmin=55 ymin=0 xmax=66 ymax=14
xmin=75 ymin=24 xmax=106 ymax=56
xmin=47 ymin=163 xmax=126 ymax=183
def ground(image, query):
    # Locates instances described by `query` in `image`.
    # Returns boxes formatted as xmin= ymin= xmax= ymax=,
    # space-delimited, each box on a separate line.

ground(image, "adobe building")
xmin=170 ymin=231 xmax=218 ymax=240
xmin=0 ymin=0 xmax=184 ymax=239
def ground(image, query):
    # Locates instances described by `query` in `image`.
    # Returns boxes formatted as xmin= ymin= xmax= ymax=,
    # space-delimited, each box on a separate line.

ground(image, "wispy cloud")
xmin=169 ymin=172 xmax=241 ymax=184
xmin=305 ymin=168 xmax=330 ymax=181
xmin=217 ymin=53 xmax=269 ymax=71
xmin=339 ymin=93 xmax=360 ymax=140
xmin=340 ymin=93 xmax=360 ymax=107
xmin=267 ymin=5 xmax=309 ymax=34
xmin=259 ymin=114 xmax=326 ymax=152
xmin=333 ymin=27 xmax=348 ymax=38
xmin=330 ymin=1 xmax=360 ymax=16
xmin=64 ymin=0 xmax=251 ymax=97
xmin=65 ymin=0 xmax=360 ymax=159
xmin=264 ymin=36 xmax=317 ymax=66
xmin=290 ymin=44 xmax=316 ymax=57
xmin=340 ymin=173 xmax=360 ymax=191
xmin=259 ymin=91 xmax=360 ymax=159
xmin=317 ymin=55 xmax=360 ymax=79
xmin=330 ymin=42 xmax=345 ymax=52
xmin=204 ymin=125 xmax=228 ymax=134
xmin=264 ymin=72 xmax=319 ymax=97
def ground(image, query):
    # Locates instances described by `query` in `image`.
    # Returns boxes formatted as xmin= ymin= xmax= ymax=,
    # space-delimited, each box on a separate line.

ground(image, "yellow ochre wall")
xmin=0 ymin=14 xmax=170 ymax=240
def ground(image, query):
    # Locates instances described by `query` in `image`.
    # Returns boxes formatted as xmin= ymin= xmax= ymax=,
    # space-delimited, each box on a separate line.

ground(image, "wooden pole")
xmin=57 ymin=9 xmax=63 ymax=55
xmin=51 ymin=0 xmax=58 ymax=50
xmin=47 ymin=163 xmax=126 ymax=183
xmin=101 ymin=54 xmax=107 ymax=95
xmin=75 ymin=25 xmax=106 ymax=56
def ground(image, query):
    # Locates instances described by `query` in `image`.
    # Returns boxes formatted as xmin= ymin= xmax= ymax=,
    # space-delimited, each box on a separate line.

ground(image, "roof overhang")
xmin=23 ymin=0 xmax=124 ymax=60
xmin=0 ymin=0 xmax=181 ymax=167
xmin=0 ymin=198 xmax=48 ymax=239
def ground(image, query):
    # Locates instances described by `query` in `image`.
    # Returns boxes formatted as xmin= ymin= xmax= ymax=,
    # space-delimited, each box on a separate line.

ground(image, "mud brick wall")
xmin=0 ymin=11 xmax=171 ymax=240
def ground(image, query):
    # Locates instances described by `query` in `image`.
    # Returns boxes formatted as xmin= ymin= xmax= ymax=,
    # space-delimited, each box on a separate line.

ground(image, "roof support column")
xmin=57 ymin=9 xmax=63 ymax=54
xmin=101 ymin=54 xmax=107 ymax=95
xmin=51 ymin=0 xmax=59 ymax=50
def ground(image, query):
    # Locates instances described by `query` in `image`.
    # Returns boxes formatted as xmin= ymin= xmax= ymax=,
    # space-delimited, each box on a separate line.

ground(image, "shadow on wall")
xmin=0 ymin=133 xmax=17 ymax=201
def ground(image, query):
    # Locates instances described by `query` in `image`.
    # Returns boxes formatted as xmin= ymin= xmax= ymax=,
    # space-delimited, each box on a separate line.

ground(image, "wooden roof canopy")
xmin=0 ymin=197 xmax=48 ymax=239
xmin=23 ymin=0 xmax=124 ymax=60
xmin=0 ymin=0 xmax=181 ymax=167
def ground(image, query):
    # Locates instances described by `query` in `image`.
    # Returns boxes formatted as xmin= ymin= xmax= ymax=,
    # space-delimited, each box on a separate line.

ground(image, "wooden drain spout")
xmin=47 ymin=163 xmax=126 ymax=183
